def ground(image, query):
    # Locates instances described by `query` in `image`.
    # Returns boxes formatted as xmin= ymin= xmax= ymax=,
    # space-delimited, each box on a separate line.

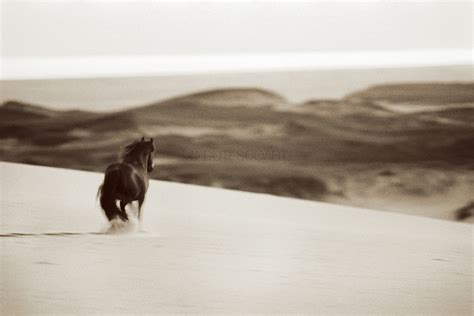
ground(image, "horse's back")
xmin=103 ymin=162 xmax=148 ymax=200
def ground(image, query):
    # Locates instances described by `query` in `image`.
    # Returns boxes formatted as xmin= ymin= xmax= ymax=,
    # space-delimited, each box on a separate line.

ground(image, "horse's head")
xmin=120 ymin=137 xmax=156 ymax=172
xmin=141 ymin=136 xmax=155 ymax=173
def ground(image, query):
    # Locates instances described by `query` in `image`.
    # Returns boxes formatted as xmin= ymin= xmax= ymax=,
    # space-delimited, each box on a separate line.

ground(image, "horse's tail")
xmin=99 ymin=168 xmax=126 ymax=221
xmin=96 ymin=184 xmax=103 ymax=201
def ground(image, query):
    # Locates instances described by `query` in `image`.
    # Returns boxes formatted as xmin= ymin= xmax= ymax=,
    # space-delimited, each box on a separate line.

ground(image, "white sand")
xmin=1 ymin=162 xmax=472 ymax=315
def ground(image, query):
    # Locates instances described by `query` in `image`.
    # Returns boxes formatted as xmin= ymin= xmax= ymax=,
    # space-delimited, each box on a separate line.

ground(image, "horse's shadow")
xmin=0 ymin=231 xmax=104 ymax=238
xmin=0 ymin=217 xmax=142 ymax=238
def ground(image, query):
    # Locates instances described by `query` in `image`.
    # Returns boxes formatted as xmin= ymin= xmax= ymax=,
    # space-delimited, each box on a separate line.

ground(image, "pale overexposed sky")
xmin=2 ymin=1 xmax=472 ymax=57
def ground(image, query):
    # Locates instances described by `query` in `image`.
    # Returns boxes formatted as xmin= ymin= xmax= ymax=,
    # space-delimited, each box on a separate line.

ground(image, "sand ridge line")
xmin=0 ymin=231 xmax=105 ymax=238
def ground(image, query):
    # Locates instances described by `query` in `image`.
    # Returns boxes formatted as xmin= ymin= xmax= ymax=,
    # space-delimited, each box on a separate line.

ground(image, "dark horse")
xmin=98 ymin=137 xmax=155 ymax=222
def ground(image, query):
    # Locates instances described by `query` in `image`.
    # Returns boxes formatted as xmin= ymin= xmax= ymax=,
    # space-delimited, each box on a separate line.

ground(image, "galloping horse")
xmin=98 ymin=137 xmax=155 ymax=222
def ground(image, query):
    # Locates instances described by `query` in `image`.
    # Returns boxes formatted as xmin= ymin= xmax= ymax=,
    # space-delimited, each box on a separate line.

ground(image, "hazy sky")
xmin=1 ymin=2 xmax=472 ymax=110
xmin=2 ymin=1 xmax=472 ymax=57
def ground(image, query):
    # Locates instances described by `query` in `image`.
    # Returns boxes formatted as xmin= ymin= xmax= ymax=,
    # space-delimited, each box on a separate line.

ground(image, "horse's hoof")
xmin=115 ymin=216 xmax=128 ymax=222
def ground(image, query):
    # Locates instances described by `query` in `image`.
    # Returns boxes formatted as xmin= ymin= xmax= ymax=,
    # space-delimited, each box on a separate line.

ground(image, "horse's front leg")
xmin=137 ymin=195 xmax=145 ymax=220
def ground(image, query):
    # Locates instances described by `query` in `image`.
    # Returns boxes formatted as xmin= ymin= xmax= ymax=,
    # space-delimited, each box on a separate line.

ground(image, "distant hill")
xmin=0 ymin=100 xmax=59 ymax=121
xmin=158 ymin=88 xmax=288 ymax=107
xmin=346 ymin=83 xmax=474 ymax=104
xmin=1 ymin=84 xmax=473 ymax=221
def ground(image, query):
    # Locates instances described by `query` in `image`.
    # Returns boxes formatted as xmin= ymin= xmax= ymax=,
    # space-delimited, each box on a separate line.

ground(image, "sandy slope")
xmin=0 ymin=162 xmax=472 ymax=315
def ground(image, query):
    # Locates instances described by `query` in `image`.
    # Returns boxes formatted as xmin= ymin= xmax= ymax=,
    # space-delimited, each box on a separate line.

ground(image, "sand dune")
xmin=1 ymin=162 xmax=472 ymax=314
xmin=1 ymin=83 xmax=474 ymax=222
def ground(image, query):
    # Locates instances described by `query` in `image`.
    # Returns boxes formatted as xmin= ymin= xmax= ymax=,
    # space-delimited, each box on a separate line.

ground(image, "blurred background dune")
xmin=1 ymin=70 xmax=473 ymax=222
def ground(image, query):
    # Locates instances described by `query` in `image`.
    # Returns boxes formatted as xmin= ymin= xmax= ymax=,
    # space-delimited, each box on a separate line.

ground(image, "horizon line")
xmin=1 ymin=49 xmax=472 ymax=81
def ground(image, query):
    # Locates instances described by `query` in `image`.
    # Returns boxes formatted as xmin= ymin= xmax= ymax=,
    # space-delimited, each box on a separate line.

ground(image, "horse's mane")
xmin=119 ymin=141 xmax=144 ymax=162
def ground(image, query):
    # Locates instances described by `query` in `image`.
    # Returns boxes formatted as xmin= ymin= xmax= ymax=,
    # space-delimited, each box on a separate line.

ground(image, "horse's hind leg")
xmin=119 ymin=200 xmax=129 ymax=221
xmin=100 ymin=196 xmax=119 ymax=222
